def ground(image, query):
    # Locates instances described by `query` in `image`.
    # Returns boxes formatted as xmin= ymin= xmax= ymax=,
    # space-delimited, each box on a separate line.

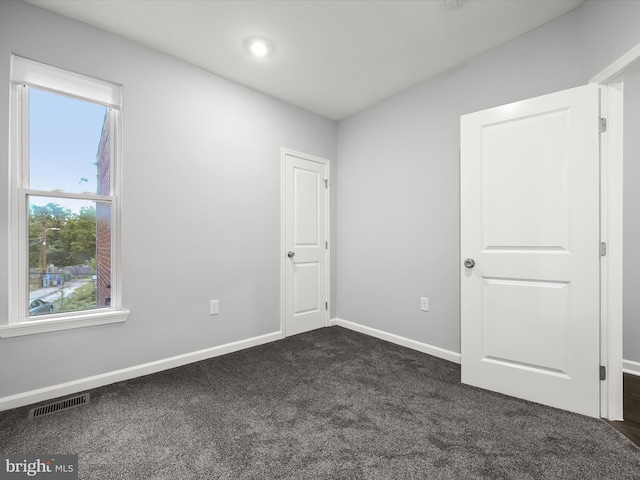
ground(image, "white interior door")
xmin=284 ymin=151 xmax=328 ymax=336
xmin=460 ymin=84 xmax=601 ymax=417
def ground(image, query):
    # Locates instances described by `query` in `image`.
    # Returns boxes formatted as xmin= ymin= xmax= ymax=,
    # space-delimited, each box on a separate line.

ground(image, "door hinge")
xmin=600 ymin=365 xmax=606 ymax=381
xmin=599 ymin=117 xmax=607 ymax=133
xmin=600 ymin=242 xmax=607 ymax=257
xmin=325 ymin=301 xmax=328 ymax=310
xmin=325 ymin=240 xmax=328 ymax=249
xmin=323 ymin=179 xmax=329 ymax=189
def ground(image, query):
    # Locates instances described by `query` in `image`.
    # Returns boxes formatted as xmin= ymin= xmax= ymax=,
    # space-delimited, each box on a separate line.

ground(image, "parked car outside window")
xmin=29 ymin=299 xmax=53 ymax=316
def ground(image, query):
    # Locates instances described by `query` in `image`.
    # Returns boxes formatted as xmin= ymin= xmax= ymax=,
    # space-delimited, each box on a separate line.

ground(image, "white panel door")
xmin=461 ymin=84 xmax=601 ymax=417
xmin=284 ymin=153 xmax=328 ymax=336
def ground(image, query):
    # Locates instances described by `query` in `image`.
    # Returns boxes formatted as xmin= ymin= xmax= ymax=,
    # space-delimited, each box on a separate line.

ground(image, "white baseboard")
xmin=2 ymin=321 xmax=462 ymax=412
xmin=331 ymin=318 xmax=461 ymax=364
xmin=0 ymin=330 xmax=283 ymax=412
xmin=623 ymin=359 xmax=640 ymax=376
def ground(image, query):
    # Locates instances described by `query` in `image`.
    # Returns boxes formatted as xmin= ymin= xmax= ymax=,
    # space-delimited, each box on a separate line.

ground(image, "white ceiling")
xmin=25 ymin=0 xmax=584 ymax=120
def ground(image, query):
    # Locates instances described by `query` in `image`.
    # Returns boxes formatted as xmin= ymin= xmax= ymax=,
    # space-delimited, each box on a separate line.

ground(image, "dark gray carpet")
xmin=1 ymin=326 xmax=639 ymax=479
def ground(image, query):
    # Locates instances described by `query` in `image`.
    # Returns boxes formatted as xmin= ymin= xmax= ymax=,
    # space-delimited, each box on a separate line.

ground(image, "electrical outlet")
xmin=420 ymin=297 xmax=429 ymax=312
xmin=209 ymin=300 xmax=219 ymax=315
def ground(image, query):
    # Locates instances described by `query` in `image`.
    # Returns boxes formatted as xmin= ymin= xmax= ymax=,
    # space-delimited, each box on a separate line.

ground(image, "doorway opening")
xmin=609 ymin=374 xmax=640 ymax=446
xmin=593 ymin=42 xmax=640 ymax=436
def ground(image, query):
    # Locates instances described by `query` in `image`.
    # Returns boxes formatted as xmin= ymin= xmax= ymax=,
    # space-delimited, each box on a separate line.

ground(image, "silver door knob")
xmin=287 ymin=251 xmax=295 ymax=258
xmin=464 ymin=258 xmax=475 ymax=268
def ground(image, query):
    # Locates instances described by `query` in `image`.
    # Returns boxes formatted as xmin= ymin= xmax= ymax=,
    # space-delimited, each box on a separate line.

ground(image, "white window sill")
xmin=0 ymin=309 xmax=129 ymax=338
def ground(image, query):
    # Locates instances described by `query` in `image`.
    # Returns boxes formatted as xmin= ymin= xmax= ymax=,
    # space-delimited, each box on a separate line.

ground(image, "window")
xmin=1 ymin=56 xmax=128 ymax=337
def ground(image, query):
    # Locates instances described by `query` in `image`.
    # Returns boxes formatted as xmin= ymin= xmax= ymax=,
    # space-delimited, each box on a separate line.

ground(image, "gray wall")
xmin=0 ymin=0 xmax=337 ymax=398
xmin=3 ymin=0 xmax=640 ymax=402
xmin=336 ymin=0 xmax=640 ymax=358
xmin=622 ymin=65 xmax=640 ymax=364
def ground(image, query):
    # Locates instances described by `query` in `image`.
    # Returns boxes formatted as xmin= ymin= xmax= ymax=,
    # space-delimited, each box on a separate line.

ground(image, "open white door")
xmin=283 ymin=151 xmax=329 ymax=337
xmin=461 ymin=84 xmax=601 ymax=417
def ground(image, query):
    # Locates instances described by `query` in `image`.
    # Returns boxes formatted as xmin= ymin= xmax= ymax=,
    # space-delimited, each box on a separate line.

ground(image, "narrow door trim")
xmin=280 ymin=148 xmax=331 ymax=337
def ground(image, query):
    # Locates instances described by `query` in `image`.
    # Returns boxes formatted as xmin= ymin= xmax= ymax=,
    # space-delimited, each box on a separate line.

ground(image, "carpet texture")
xmin=1 ymin=326 xmax=639 ymax=479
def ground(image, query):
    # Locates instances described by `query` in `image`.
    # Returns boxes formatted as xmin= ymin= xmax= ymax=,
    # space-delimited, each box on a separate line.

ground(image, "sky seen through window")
xmin=29 ymin=87 xmax=108 ymax=213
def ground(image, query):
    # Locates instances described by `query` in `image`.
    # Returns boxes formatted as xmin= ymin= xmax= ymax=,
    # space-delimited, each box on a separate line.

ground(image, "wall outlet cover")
xmin=420 ymin=297 xmax=429 ymax=312
xmin=209 ymin=300 xmax=219 ymax=315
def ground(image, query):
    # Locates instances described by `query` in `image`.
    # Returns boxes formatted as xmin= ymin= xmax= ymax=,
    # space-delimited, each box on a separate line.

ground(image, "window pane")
xmin=29 ymin=87 xmax=110 ymax=195
xmin=28 ymin=196 xmax=111 ymax=317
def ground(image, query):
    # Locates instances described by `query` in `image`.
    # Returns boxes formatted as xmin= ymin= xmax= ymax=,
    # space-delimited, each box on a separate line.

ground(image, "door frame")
xmin=592 ymin=42 xmax=640 ymax=419
xmin=280 ymin=147 xmax=331 ymax=337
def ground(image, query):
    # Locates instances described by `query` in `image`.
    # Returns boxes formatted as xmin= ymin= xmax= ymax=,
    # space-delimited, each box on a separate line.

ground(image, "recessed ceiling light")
xmin=251 ymin=41 xmax=268 ymax=57
xmin=245 ymin=37 xmax=274 ymax=58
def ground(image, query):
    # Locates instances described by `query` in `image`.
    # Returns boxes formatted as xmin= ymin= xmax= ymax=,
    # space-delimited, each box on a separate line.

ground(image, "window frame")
xmin=1 ymin=55 xmax=128 ymax=338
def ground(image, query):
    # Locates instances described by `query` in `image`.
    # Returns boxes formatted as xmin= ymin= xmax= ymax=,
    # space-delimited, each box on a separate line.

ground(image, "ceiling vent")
xmin=446 ymin=0 xmax=468 ymax=9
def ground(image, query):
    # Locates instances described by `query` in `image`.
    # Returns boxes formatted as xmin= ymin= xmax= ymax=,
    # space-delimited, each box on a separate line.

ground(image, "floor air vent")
xmin=28 ymin=393 xmax=90 ymax=419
